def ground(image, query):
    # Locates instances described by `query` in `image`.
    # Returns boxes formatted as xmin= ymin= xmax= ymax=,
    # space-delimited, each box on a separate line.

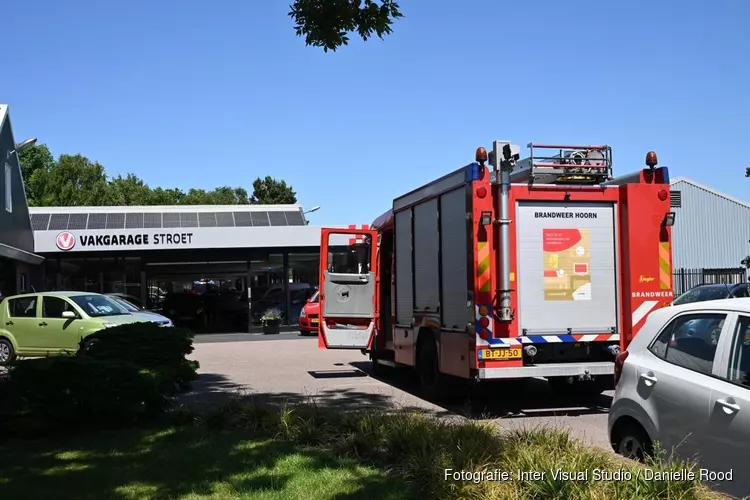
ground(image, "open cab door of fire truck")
xmin=318 ymin=226 xmax=379 ymax=349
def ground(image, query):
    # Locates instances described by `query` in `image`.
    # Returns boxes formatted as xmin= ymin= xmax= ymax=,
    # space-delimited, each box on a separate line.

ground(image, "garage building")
xmin=670 ymin=177 xmax=750 ymax=294
xmin=29 ymin=204 xmax=346 ymax=333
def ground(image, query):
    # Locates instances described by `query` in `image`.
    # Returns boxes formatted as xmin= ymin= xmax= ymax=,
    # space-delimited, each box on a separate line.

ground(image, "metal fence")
xmin=672 ymin=267 xmax=748 ymax=296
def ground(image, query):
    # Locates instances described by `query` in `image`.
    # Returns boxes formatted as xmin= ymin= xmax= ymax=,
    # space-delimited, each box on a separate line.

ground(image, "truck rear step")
xmin=478 ymin=361 xmax=613 ymax=379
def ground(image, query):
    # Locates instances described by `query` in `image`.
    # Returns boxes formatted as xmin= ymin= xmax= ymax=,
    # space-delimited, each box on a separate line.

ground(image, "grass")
xmin=0 ymin=397 xmax=727 ymax=500
xmin=0 ymin=425 xmax=409 ymax=500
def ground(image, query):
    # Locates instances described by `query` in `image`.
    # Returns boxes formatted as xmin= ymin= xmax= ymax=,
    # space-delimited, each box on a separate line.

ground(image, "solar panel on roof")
xmin=125 ymin=213 xmax=145 ymax=229
xmin=216 ymin=212 xmax=234 ymax=227
xmin=106 ymin=213 xmax=126 ymax=229
xmin=268 ymin=211 xmax=287 ymax=226
xmin=31 ymin=213 xmax=51 ymax=231
xmin=234 ymin=212 xmax=252 ymax=227
xmin=67 ymin=213 xmax=88 ymax=230
xmin=198 ymin=212 xmax=217 ymax=227
xmin=283 ymin=211 xmax=305 ymax=226
xmin=251 ymin=211 xmax=270 ymax=226
xmin=87 ymin=213 xmax=107 ymax=229
xmin=162 ymin=213 xmax=180 ymax=228
xmin=143 ymin=213 xmax=162 ymax=228
xmin=180 ymin=213 xmax=199 ymax=227
xmin=48 ymin=213 xmax=70 ymax=231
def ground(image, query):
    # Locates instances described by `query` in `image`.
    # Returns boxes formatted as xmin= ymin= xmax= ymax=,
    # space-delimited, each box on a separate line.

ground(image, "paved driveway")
xmin=185 ymin=334 xmax=614 ymax=451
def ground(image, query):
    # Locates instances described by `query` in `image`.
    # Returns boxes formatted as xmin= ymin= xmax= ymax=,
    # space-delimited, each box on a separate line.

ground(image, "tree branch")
xmin=289 ymin=0 xmax=403 ymax=52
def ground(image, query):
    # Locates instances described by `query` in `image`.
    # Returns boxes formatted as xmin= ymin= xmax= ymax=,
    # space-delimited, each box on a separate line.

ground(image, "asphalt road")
xmin=185 ymin=334 xmax=614 ymax=452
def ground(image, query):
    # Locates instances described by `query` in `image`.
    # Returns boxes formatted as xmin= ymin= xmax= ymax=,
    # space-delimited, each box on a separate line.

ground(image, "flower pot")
xmin=262 ymin=319 xmax=281 ymax=335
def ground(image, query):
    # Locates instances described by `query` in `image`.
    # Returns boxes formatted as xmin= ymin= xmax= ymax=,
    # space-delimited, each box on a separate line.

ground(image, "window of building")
xmin=4 ymin=163 xmax=11 ymax=213
xmin=726 ymin=315 xmax=750 ymax=388
xmin=8 ymin=297 xmax=37 ymax=317
xmin=649 ymin=313 xmax=726 ymax=375
xmin=288 ymin=252 xmax=319 ymax=323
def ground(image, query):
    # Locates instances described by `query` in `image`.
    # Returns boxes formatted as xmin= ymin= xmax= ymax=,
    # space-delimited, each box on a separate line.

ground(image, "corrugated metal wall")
xmin=671 ymin=179 xmax=750 ymax=271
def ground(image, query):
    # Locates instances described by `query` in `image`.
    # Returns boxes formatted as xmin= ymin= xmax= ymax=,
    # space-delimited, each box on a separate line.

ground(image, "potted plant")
xmin=261 ymin=308 xmax=282 ymax=335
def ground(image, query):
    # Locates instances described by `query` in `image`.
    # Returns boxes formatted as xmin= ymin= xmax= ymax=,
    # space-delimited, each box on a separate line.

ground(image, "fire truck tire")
xmin=417 ymin=335 xmax=442 ymax=401
xmin=370 ymin=345 xmax=388 ymax=377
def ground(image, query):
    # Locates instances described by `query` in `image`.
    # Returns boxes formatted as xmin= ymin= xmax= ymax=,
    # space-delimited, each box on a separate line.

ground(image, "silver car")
xmin=106 ymin=294 xmax=173 ymax=327
xmin=608 ymin=298 xmax=750 ymax=498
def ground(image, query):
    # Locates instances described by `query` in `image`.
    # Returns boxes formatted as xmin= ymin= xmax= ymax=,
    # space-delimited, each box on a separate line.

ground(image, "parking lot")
xmin=185 ymin=333 xmax=615 ymax=451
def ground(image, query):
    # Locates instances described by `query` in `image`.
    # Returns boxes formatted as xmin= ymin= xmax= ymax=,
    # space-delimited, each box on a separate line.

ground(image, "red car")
xmin=298 ymin=291 xmax=319 ymax=335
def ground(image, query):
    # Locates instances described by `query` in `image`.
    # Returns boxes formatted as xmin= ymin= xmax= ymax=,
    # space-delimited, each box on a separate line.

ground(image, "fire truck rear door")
xmin=516 ymin=201 xmax=618 ymax=335
xmin=318 ymin=228 xmax=378 ymax=349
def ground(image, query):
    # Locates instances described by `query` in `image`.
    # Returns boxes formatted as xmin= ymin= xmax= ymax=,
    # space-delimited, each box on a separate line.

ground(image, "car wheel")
xmin=78 ymin=337 xmax=99 ymax=355
xmin=613 ymin=421 xmax=652 ymax=462
xmin=0 ymin=338 xmax=15 ymax=365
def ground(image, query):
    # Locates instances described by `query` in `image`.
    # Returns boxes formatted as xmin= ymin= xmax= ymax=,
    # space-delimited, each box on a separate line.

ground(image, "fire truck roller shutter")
xmin=515 ymin=201 xmax=617 ymax=335
xmin=395 ymin=209 xmax=414 ymax=325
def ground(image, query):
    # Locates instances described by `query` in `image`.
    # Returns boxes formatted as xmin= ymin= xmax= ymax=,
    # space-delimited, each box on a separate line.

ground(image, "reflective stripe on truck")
xmin=481 ymin=333 xmax=619 ymax=346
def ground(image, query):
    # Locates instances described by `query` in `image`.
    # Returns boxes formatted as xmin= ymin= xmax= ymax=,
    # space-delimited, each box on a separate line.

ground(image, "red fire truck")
xmin=317 ymin=142 xmax=675 ymax=400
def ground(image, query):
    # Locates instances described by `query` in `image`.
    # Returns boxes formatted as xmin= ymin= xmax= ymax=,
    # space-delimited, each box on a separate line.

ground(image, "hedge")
xmin=4 ymin=322 xmax=200 ymax=428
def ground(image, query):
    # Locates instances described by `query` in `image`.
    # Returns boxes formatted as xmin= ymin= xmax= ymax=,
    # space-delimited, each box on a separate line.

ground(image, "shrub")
xmin=80 ymin=322 xmax=199 ymax=395
xmin=4 ymin=322 xmax=201 ymax=430
xmin=194 ymin=400 xmax=719 ymax=500
xmin=82 ymin=322 xmax=195 ymax=367
xmin=261 ymin=308 xmax=283 ymax=324
xmin=7 ymin=355 xmax=162 ymax=426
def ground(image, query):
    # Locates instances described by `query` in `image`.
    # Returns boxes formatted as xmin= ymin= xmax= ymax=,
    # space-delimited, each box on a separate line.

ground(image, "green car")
xmin=0 ymin=291 xmax=148 ymax=363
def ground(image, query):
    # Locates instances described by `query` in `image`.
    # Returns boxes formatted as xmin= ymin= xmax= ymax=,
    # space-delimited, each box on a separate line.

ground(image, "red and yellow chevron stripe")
xmin=659 ymin=241 xmax=671 ymax=290
xmin=477 ymin=241 xmax=491 ymax=292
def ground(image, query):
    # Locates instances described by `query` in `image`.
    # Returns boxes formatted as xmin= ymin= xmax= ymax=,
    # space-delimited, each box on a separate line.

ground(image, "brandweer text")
xmin=534 ymin=212 xmax=598 ymax=219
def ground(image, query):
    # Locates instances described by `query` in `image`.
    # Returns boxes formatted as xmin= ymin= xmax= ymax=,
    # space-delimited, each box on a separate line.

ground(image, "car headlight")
xmin=300 ymin=309 xmax=306 ymax=318
xmin=101 ymin=322 xmax=117 ymax=328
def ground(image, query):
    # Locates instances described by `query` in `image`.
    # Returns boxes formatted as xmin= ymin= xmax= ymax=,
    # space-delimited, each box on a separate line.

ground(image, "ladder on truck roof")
xmin=508 ymin=143 xmax=613 ymax=185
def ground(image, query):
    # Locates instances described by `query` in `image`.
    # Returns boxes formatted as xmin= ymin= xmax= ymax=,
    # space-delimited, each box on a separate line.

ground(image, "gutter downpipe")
xmin=493 ymin=140 xmax=517 ymax=322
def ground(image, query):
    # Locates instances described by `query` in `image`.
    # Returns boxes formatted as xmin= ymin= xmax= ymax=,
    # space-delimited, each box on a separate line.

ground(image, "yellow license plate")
xmin=479 ymin=348 xmax=522 ymax=360
xmin=311 ymin=318 xmax=318 ymax=324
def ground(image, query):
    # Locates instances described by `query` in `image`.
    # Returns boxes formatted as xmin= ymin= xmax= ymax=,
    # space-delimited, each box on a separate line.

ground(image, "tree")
xmin=27 ymin=153 xmax=111 ymax=207
xmin=289 ymin=0 xmax=403 ymax=52
xmin=18 ymin=144 xmax=55 ymax=206
xmin=107 ymin=174 xmax=155 ymax=206
xmin=17 ymin=144 xmax=297 ymax=207
xmin=250 ymin=176 xmax=297 ymax=204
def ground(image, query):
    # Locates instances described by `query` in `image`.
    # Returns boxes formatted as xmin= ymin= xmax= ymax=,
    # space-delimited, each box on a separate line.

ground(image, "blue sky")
xmin=4 ymin=0 xmax=749 ymax=226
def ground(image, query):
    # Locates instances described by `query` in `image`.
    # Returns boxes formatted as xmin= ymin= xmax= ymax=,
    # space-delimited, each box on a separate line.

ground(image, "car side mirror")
xmin=62 ymin=311 xmax=76 ymax=319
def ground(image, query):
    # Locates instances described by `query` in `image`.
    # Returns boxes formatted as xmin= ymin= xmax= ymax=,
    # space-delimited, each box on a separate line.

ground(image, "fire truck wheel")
xmin=417 ymin=336 xmax=442 ymax=401
xmin=370 ymin=346 xmax=387 ymax=377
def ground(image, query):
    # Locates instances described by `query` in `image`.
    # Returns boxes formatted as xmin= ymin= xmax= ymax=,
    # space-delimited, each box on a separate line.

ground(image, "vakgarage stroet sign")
xmin=55 ymin=231 xmax=195 ymax=251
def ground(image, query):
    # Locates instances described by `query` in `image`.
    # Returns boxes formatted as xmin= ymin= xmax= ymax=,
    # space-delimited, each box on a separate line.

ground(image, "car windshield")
xmin=673 ymin=285 xmax=732 ymax=305
xmin=70 ymin=294 xmax=130 ymax=317
xmin=111 ymin=297 xmax=140 ymax=313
